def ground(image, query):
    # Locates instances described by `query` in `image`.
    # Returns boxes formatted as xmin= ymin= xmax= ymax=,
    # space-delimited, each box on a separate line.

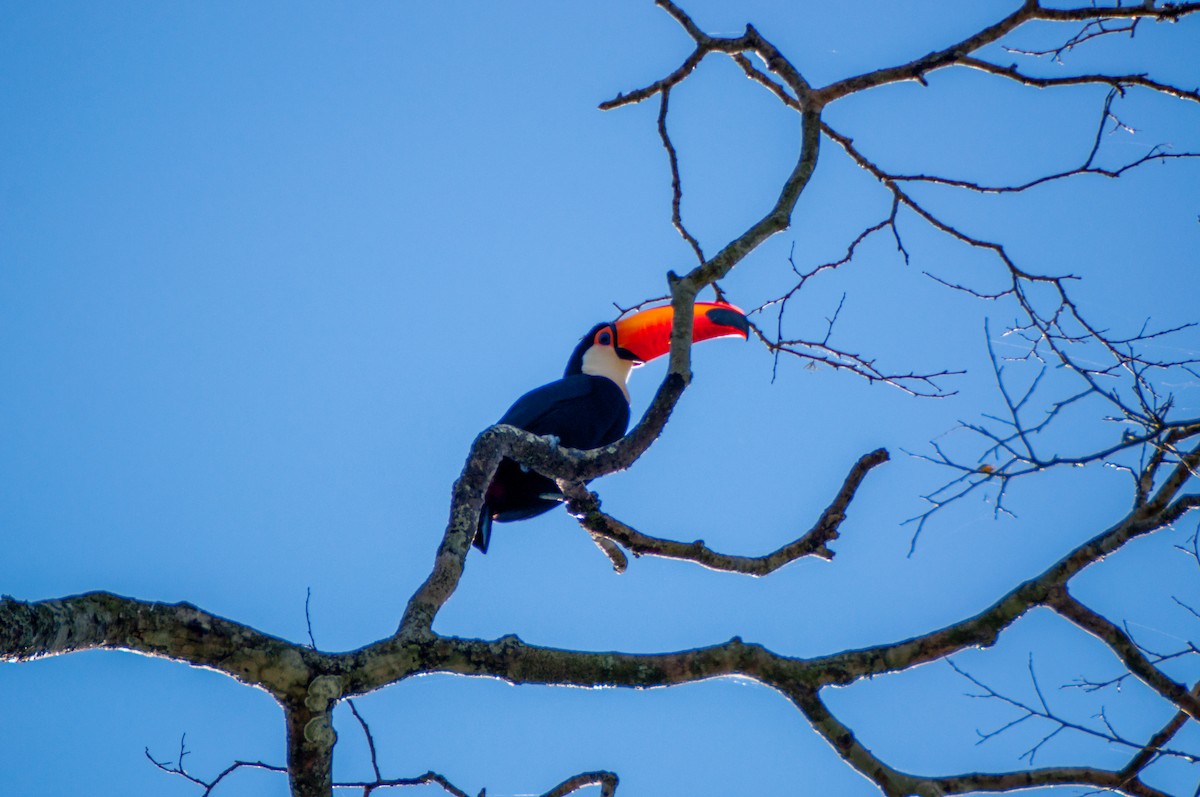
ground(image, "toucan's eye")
xmin=597 ymin=330 xmax=612 ymax=346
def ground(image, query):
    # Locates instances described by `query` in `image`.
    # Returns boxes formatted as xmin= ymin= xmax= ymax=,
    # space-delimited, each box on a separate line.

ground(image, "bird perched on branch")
xmin=474 ymin=301 xmax=749 ymax=552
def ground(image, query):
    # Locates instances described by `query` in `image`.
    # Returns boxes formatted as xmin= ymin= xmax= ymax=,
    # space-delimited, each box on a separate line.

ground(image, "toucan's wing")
xmin=498 ymin=375 xmax=620 ymax=443
xmin=499 ymin=375 xmax=594 ymax=429
xmin=477 ymin=375 xmax=630 ymax=554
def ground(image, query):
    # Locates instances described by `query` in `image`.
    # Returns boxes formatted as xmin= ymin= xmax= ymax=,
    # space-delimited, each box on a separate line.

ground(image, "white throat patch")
xmin=581 ymin=345 xmax=633 ymax=402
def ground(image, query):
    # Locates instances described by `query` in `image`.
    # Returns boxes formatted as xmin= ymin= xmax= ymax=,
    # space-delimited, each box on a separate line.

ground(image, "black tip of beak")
xmin=706 ymin=306 xmax=750 ymax=337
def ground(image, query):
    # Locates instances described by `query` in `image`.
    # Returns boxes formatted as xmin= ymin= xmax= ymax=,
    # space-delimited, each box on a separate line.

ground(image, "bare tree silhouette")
xmin=4 ymin=3 xmax=1200 ymax=795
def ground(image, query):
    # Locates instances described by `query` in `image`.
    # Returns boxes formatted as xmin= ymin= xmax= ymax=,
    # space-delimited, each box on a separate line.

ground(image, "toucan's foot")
xmin=565 ymin=489 xmax=599 ymax=518
xmin=537 ymin=492 xmax=566 ymax=503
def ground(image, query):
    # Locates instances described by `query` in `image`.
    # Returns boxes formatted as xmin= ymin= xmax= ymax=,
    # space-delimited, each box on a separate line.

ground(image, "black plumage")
xmin=474 ymin=324 xmax=631 ymax=553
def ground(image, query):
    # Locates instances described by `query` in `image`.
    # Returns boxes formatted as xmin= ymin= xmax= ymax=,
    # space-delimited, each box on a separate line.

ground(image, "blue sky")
xmin=2 ymin=2 xmax=1199 ymax=795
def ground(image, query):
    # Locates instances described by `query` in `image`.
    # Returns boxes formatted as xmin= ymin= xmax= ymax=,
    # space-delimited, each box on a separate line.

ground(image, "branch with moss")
xmin=7 ymin=431 xmax=1192 ymax=793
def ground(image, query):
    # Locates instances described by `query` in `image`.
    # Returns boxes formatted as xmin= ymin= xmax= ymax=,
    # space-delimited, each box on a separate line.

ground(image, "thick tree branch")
xmin=0 ymin=591 xmax=313 ymax=700
xmin=286 ymin=700 xmax=335 ymax=797
xmin=340 ymin=634 xmax=784 ymax=697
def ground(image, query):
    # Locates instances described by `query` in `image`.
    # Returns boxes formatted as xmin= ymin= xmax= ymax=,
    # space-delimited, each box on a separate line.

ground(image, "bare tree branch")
xmin=1048 ymin=587 xmax=1200 ymax=722
xmin=960 ymin=56 xmax=1200 ymax=104
xmin=146 ymin=739 xmax=288 ymax=797
xmin=657 ymin=88 xmax=705 ymax=264
xmin=814 ymin=2 xmax=1200 ymax=104
xmin=561 ymin=448 xmax=889 ymax=574
xmin=789 ymin=686 xmax=1177 ymax=797
xmin=948 ymin=657 xmax=1200 ymax=764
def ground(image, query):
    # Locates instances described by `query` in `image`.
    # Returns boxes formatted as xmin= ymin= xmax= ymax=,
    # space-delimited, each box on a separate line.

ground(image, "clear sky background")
xmin=2 ymin=2 xmax=1199 ymax=795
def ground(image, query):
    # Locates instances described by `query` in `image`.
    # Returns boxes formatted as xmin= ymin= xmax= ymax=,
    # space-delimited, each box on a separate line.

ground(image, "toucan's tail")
xmin=473 ymin=505 xmax=493 ymax=554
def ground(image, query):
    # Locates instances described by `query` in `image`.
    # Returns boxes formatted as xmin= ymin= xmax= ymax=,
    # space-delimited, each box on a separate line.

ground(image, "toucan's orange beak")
xmin=613 ymin=302 xmax=749 ymax=364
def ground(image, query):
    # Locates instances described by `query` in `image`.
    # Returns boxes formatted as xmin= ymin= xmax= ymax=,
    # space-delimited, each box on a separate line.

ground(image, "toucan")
xmin=474 ymin=301 xmax=749 ymax=553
